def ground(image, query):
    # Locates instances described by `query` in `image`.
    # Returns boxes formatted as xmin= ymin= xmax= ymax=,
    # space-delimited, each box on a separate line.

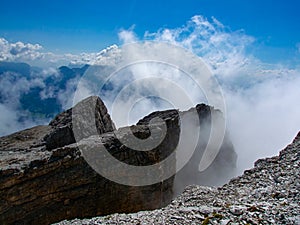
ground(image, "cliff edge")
xmin=0 ymin=96 xmax=236 ymax=225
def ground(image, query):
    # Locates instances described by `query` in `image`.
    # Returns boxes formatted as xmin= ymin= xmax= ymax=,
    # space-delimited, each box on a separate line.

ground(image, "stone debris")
xmin=56 ymin=132 xmax=300 ymax=225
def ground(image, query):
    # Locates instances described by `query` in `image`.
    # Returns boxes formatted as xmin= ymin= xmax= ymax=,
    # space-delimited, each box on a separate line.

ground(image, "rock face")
xmin=57 ymin=131 xmax=300 ymax=225
xmin=0 ymin=96 xmax=236 ymax=225
xmin=138 ymin=104 xmax=237 ymax=194
xmin=44 ymin=96 xmax=116 ymax=150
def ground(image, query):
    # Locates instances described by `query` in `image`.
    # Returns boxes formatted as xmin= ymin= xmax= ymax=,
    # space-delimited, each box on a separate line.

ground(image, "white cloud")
xmin=57 ymin=75 xmax=83 ymax=109
xmin=118 ymin=26 xmax=138 ymax=44
xmin=0 ymin=38 xmax=43 ymax=62
xmin=0 ymin=68 xmax=59 ymax=136
xmin=1 ymin=15 xmax=300 ymax=177
xmin=211 ymin=16 xmax=224 ymax=28
xmin=0 ymin=37 xmax=121 ymax=67
xmin=10 ymin=41 xmax=42 ymax=55
xmin=225 ymin=70 xmax=300 ymax=173
xmin=0 ymin=103 xmax=49 ymax=136
xmin=143 ymin=15 xmax=255 ymax=78
xmin=0 ymin=104 xmax=19 ymax=135
xmin=114 ymin=16 xmax=300 ymax=174
xmin=0 ymin=71 xmax=40 ymax=107
xmin=68 ymin=44 xmax=121 ymax=66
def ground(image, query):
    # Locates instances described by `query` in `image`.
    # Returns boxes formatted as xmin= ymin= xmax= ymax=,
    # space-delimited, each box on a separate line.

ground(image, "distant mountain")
xmin=0 ymin=61 xmax=89 ymax=135
xmin=0 ymin=61 xmax=31 ymax=77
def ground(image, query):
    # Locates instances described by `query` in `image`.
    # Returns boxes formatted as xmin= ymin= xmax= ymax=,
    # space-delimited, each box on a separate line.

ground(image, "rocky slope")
xmin=57 ymin=131 xmax=300 ymax=225
xmin=0 ymin=96 xmax=236 ymax=225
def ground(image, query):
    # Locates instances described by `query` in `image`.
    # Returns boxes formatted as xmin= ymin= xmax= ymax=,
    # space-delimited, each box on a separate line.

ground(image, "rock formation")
xmin=0 ymin=96 xmax=236 ymax=225
xmin=137 ymin=104 xmax=237 ymax=195
xmin=57 ymin=132 xmax=300 ymax=225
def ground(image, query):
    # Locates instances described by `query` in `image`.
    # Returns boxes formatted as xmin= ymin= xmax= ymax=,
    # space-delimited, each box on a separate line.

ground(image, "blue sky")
xmin=0 ymin=0 xmax=299 ymax=63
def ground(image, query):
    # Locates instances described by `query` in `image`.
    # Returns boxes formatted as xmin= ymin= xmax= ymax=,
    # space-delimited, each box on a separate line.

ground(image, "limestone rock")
xmin=57 ymin=132 xmax=300 ymax=225
xmin=44 ymin=96 xmax=116 ymax=150
xmin=138 ymin=103 xmax=237 ymax=194
xmin=0 ymin=96 xmax=236 ymax=225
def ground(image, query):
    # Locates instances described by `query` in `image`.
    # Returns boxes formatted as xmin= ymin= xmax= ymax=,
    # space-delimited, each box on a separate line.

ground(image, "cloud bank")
xmin=0 ymin=38 xmax=43 ymax=62
xmin=114 ymin=15 xmax=300 ymax=174
xmin=0 ymin=37 xmax=120 ymax=67
xmin=1 ymin=15 xmax=300 ymax=176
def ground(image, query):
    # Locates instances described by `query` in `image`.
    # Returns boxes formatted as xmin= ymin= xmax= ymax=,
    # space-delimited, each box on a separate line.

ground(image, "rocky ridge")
xmin=0 ymin=96 xmax=236 ymax=225
xmin=56 ymin=132 xmax=300 ymax=225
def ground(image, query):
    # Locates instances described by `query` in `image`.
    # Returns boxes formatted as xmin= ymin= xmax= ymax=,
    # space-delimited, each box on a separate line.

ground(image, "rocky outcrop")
xmin=57 ymin=132 xmax=300 ymax=225
xmin=138 ymin=104 xmax=237 ymax=194
xmin=0 ymin=96 xmax=236 ymax=225
xmin=44 ymin=96 xmax=115 ymax=150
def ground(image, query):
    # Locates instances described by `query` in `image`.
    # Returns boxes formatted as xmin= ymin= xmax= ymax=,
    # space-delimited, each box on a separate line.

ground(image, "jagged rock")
xmin=138 ymin=104 xmax=237 ymax=194
xmin=57 ymin=132 xmax=300 ymax=225
xmin=44 ymin=96 xmax=116 ymax=150
xmin=0 ymin=97 xmax=174 ymax=225
xmin=0 ymin=96 xmax=236 ymax=225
